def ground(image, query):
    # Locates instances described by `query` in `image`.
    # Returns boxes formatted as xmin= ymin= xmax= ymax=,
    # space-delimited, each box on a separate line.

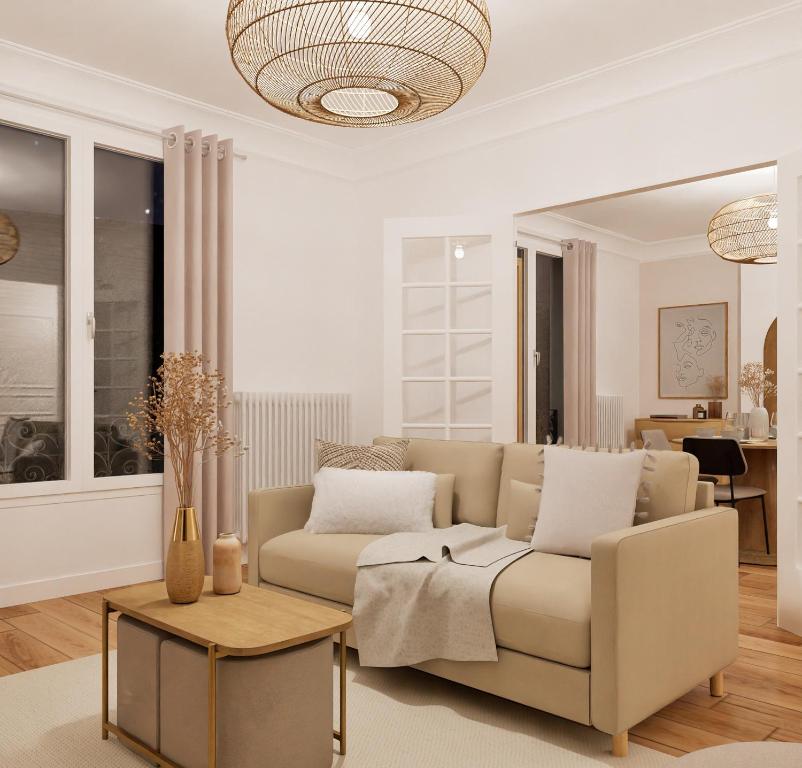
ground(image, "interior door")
xmin=777 ymin=147 xmax=802 ymax=635
xmin=384 ymin=215 xmax=516 ymax=443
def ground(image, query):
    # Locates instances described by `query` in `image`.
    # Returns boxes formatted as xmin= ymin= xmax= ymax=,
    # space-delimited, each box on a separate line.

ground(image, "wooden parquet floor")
xmin=0 ymin=564 xmax=799 ymax=756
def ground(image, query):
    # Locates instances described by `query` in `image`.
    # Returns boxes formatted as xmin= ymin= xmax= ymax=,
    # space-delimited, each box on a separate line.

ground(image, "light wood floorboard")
xmin=0 ymin=564 xmax=800 ymax=757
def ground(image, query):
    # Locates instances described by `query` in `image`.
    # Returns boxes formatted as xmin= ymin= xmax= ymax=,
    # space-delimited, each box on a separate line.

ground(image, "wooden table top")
xmin=670 ymin=437 xmax=777 ymax=451
xmin=104 ymin=577 xmax=352 ymax=656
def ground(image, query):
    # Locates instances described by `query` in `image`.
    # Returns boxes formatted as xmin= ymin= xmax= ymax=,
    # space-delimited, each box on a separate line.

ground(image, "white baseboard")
xmin=0 ymin=560 xmax=164 ymax=607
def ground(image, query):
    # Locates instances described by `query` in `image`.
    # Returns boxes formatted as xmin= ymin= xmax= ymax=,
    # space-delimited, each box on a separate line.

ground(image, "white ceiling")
xmin=550 ymin=166 xmax=777 ymax=243
xmin=0 ymin=0 xmax=792 ymax=149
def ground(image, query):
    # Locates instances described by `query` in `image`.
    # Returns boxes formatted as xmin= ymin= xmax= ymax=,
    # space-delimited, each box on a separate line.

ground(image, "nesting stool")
xmin=102 ymin=578 xmax=352 ymax=768
xmin=160 ymin=635 xmax=332 ymax=768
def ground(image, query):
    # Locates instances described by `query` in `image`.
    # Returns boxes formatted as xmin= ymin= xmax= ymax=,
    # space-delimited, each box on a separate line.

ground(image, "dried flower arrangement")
xmin=127 ymin=352 xmax=241 ymax=508
xmin=737 ymin=361 xmax=777 ymax=409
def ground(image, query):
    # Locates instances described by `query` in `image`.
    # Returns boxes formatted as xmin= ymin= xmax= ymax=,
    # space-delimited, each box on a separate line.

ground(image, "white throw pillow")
xmin=530 ymin=447 xmax=646 ymax=558
xmin=305 ymin=467 xmax=436 ymax=535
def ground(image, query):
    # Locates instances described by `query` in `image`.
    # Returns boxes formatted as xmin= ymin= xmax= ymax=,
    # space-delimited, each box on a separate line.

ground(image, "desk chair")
xmin=682 ymin=437 xmax=770 ymax=555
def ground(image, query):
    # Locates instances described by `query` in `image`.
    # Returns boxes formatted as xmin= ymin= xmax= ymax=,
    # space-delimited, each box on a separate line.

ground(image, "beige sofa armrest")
xmin=590 ymin=507 xmax=738 ymax=736
xmin=247 ymin=485 xmax=314 ymax=586
xmin=695 ymin=480 xmax=715 ymax=510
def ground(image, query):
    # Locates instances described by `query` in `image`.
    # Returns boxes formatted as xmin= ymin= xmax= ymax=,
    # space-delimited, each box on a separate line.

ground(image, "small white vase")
xmin=749 ymin=406 xmax=770 ymax=440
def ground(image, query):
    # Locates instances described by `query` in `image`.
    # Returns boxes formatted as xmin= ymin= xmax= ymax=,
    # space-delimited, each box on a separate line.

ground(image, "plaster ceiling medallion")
xmin=0 ymin=212 xmax=20 ymax=265
xmin=226 ymin=1 xmax=492 ymax=127
xmin=707 ymin=193 xmax=777 ymax=265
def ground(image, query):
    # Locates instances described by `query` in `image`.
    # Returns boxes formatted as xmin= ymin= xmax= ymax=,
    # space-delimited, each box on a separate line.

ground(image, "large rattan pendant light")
xmin=226 ymin=1 xmax=492 ymax=127
xmin=707 ymin=193 xmax=778 ymax=264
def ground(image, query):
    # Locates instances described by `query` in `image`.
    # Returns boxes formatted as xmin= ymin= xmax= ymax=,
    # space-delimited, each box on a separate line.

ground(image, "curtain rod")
xmin=0 ymin=86 xmax=248 ymax=160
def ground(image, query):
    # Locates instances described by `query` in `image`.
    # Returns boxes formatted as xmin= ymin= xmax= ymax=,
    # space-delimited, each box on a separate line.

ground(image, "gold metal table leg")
xmin=208 ymin=643 xmax=217 ymax=768
xmin=339 ymin=630 xmax=347 ymax=756
xmin=101 ymin=598 xmax=109 ymax=740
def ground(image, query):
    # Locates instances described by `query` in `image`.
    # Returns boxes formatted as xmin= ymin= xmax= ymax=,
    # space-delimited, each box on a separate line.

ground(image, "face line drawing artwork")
xmin=659 ymin=303 xmax=727 ymax=399
xmin=670 ymin=314 xmax=718 ymax=389
xmin=674 ymin=352 xmax=705 ymax=389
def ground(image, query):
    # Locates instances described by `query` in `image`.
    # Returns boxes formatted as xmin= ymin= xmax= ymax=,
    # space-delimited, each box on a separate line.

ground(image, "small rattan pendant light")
xmin=226 ymin=1 xmax=491 ymax=127
xmin=0 ymin=213 xmax=20 ymax=265
xmin=707 ymin=193 xmax=778 ymax=264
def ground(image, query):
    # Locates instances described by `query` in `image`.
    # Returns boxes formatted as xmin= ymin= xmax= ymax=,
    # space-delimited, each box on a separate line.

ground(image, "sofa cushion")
xmin=635 ymin=450 xmax=699 ymax=523
xmin=260 ymin=530 xmax=381 ymax=604
xmin=492 ymin=550 xmax=591 ymax=668
xmin=496 ymin=443 xmax=545 ymax=526
xmin=375 ymin=436 xmax=504 ymax=527
xmin=504 ymin=480 xmax=541 ymax=542
xmin=260 ymin=531 xmax=591 ymax=668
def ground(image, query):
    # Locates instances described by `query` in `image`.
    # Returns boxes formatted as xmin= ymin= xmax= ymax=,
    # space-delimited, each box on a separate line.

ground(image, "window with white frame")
xmin=401 ymin=236 xmax=493 ymax=441
xmin=0 ymin=116 xmax=164 ymax=492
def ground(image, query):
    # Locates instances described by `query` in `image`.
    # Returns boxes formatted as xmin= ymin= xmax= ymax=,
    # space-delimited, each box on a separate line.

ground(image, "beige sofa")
xmin=248 ymin=438 xmax=739 ymax=757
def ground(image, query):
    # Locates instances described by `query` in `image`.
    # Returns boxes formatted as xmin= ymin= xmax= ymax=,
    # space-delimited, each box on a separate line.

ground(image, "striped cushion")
xmin=316 ymin=439 xmax=409 ymax=471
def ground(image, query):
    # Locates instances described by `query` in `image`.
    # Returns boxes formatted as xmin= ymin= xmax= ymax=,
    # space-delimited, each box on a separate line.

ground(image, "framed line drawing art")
xmin=658 ymin=302 xmax=728 ymax=399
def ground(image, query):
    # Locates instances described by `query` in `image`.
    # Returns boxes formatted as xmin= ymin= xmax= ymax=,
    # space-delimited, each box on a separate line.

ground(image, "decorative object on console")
xmin=213 ymin=532 xmax=243 ymax=595
xmin=0 ymin=212 xmax=19 ymax=264
xmin=226 ymin=0 xmax=491 ymax=127
xmin=707 ymin=193 xmax=778 ymax=264
xmin=127 ymin=352 xmax=241 ymax=604
xmin=316 ymin=438 xmax=408 ymax=471
xmin=738 ymin=361 xmax=777 ymax=441
xmin=708 ymin=400 xmax=723 ymax=419
xmin=658 ymin=302 xmax=728 ymax=399
xmin=530 ymin=446 xmax=645 ymax=558
xmin=305 ymin=467 xmax=436 ymax=535
xmin=693 ymin=403 xmax=707 ymax=420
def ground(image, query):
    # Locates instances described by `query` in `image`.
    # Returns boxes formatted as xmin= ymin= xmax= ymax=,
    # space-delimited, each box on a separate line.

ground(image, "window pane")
xmin=0 ymin=124 xmax=66 ymax=484
xmin=94 ymin=148 xmax=164 ymax=477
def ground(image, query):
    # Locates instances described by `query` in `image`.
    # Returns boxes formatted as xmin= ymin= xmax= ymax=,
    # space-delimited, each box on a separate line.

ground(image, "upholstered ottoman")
xmin=116 ymin=615 xmax=170 ymax=750
xmin=159 ymin=635 xmax=333 ymax=768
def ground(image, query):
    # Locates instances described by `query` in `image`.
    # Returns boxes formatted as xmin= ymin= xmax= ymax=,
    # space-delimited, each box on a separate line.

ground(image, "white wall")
xmin=0 ymin=44 xmax=373 ymax=605
xmin=639 ymin=254 xmax=740 ymax=418
xmin=597 ymin=252 xmax=640 ymax=442
xmin=740 ymin=263 xmax=778 ymax=412
xmin=362 ymin=53 xmax=802 ymax=459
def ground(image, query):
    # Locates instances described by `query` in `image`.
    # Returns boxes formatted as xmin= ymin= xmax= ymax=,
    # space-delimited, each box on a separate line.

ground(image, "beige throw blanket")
xmin=353 ymin=524 xmax=530 ymax=667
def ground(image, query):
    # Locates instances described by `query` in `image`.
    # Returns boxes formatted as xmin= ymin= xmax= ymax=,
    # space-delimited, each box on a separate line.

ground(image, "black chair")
xmin=682 ymin=437 xmax=770 ymax=554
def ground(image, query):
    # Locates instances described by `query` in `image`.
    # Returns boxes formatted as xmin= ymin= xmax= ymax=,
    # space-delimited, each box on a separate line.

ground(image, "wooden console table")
xmin=634 ymin=418 xmax=725 ymax=448
xmin=102 ymin=578 xmax=352 ymax=768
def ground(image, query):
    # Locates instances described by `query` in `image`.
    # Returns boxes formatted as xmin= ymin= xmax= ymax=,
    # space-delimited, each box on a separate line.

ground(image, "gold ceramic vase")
xmin=165 ymin=507 xmax=205 ymax=604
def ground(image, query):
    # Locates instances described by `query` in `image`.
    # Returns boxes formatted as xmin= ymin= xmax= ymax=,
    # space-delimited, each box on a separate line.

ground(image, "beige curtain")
xmin=561 ymin=239 xmax=597 ymax=446
xmin=164 ymin=126 xmax=235 ymax=567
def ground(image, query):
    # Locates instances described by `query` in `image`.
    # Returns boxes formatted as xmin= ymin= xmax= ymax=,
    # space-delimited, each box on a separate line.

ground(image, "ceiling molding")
xmin=518 ymin=213 xmax=717 ymax=263
xmin=363 ymin=1 xmax=802 ymax=153
xmin=355 ymin=5 xmax=802 ymax=180
xmin=0 ymin=38 xmax=347 ymax=152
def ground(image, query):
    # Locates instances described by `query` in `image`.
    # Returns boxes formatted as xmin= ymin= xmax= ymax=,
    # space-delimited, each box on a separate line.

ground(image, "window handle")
xmin=533 ymin=350 xmax=541 ymax=367
xmin=87 ymin=312 xmax=96 ymax=340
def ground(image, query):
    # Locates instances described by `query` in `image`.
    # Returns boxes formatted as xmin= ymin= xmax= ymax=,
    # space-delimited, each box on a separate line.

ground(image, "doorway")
xmin=517 ymin=246 xmax=564 ymax=443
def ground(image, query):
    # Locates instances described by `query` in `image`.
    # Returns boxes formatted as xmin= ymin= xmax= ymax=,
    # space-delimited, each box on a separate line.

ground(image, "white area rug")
xmin=0 ymin=651 xmax=672 ymax=767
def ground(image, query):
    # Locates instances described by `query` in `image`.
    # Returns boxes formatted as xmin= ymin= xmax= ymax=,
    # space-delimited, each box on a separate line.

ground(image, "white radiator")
xmin=234 ymin=392 xmax=351 ymax=541
xmin=596 ymin=394 xmax=625 ymax=448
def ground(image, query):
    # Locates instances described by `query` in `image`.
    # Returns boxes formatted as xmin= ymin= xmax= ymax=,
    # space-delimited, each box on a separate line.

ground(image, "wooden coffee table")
xmin=101 ymin=577 xmax=352 ymax=768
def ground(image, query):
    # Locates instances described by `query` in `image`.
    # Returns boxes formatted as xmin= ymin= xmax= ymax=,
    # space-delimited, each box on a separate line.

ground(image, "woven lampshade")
xmin=707 ymin=193 xmax=778 ymax=264
xmin=0 ymin=212 xmax=19 ymax=265
xmin=226 ymin=1 xmax=491 ymax=127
